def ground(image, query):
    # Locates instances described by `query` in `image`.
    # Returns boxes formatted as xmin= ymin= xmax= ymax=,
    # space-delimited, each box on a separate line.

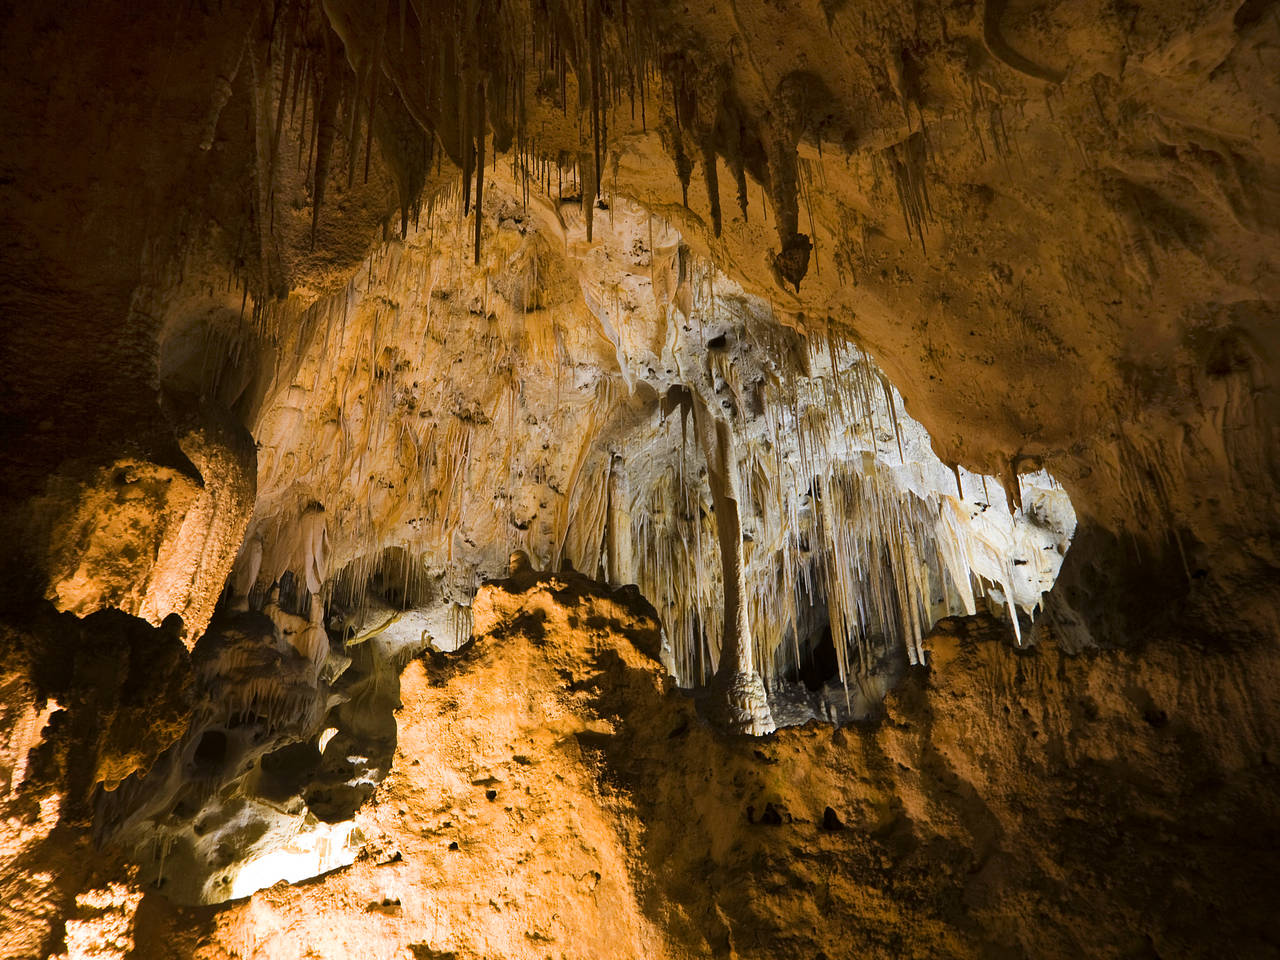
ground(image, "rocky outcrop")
xmin=99 ymin=570 xmax=1277 ymax=960
xmin=0 ymin=608 xmax=193 ymax=958
xmin=92 ymin=585 xmax=418 ymax=906
xmin=31 ymin=398 xmax=256 ymax=644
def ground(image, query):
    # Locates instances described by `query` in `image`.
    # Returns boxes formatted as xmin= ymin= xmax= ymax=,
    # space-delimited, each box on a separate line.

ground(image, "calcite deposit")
xmin=0 ymin=0 xmax=1277 ymax=956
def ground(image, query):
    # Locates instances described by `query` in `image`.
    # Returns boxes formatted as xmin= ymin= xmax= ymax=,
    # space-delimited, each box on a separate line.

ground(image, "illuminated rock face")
xmin=33 ymin=400 xmax=256 ymax=645
xmin=0 ymin=0 xmax=1277 ymax=954
xmin=94 ymin=601 xmax=368 ymax=905
xmin=80 ymin=179 xmax=1076 ymax=905
xmin=235 ymin=177 xmax=1076 ymax=699
xmin=123 ymin=572 xmax=1278 ymax=960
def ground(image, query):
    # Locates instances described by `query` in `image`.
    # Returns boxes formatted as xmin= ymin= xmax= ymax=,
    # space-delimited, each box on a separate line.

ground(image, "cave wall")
xmin=0 ymin=0 xmax=1278 ymax=956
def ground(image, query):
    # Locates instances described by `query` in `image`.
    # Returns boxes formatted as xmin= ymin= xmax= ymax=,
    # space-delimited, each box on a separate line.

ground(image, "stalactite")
xmin=474 ymin=80 xmax=486 ymax=265
xmin=270 ymin=0 xmax=300 ymax=171
xmin=702 ymin=135 xmax=722 ymax=237
xmin=345 ymin=59 xmax=364 ymax=188
xmin=765 ymin=133 xmax=811 ymax=291
xmin=310 ymin=29 xmax=344 ymax=248
xmin=363 ymin=66 xmax=379 ymax=184
xmin=880 ymin=131 xmax=933 ymax=252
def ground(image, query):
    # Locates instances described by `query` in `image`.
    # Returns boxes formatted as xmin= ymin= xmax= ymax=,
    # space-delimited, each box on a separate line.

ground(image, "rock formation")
xmin=123 ymin=572 xmax=1278 ymax=959
xmin=0 ymin=0 xmax=1277 ymax=956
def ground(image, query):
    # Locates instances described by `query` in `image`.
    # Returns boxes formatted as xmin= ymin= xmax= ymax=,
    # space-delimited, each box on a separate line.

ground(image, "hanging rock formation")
xmin=0 ymin=0 xmax=1278 ymax=956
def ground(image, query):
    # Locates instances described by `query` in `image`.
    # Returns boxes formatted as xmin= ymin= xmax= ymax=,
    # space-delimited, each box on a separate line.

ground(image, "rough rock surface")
xmin=32 ymin=399 xmax=256 ymax=644
xmin=0 ymin=609 xmax=193 ymax=959
xmin=0 ymin=0 xmax=1278 ymax=955
xmin=90 ymin=573 xmax=1274 ymax=960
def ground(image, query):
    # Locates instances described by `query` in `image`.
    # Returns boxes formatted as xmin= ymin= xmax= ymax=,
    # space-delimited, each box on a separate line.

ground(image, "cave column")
xmin=605 ymin=454 xmax=634 ymax=586
xmin=690 ymin=397 xmax=776 ymax=735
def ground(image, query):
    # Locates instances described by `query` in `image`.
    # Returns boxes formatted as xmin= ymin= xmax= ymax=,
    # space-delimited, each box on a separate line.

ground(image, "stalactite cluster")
xmin=625 ymin=250 xmax=1074 ymax=693
xmin=217 ymin=174 xmax=1072 ymax=729
xmin=226 ymin=0 xmax=881 ymax=307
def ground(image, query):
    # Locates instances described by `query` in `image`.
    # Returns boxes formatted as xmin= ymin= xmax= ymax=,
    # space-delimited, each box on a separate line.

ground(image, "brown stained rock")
xmin=28 ymin=397 xmax=256 ymax=645
xmin=97 ymin=577 xmax=1277 ymax=960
